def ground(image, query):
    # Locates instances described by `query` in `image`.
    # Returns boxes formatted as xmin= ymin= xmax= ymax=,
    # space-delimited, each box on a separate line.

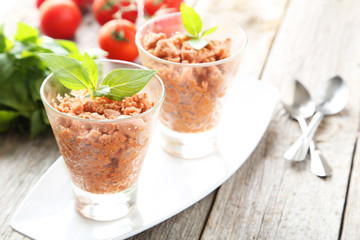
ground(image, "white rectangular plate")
xmin=11 ymin=76 xmax=279 ymax=240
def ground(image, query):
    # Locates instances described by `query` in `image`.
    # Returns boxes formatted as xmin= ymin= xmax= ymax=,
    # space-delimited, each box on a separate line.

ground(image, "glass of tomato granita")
xmin=136 ymin=12 xmax=247 ymax=158
xmin=40 ymin=60 xmax=165 ymax=221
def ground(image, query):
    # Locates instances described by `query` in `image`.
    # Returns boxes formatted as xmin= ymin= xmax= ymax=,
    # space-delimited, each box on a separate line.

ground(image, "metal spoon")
xmin=281 ymin=79 xmax=332 ymax=177
xmin=284 ymin=76 xmax=349 ymax=161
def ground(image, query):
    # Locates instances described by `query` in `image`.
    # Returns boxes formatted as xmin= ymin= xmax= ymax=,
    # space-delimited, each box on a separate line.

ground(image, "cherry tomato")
xmin=98 ymin=19 xmax=138 ymax=61
xmin=36 ymin=0 xmax=46 ymax=8
xmin=92 ymin=0 xmax=138 ymax=25
xmin=144 ymin=0 xmax=183 ymax=17
xmin=72 ymin=0 xmax=83 ymax=7
xmin=36 ymin=0 xmax=82 ymax=8
xmin=40 ymin=0 xmax=81 ymax=39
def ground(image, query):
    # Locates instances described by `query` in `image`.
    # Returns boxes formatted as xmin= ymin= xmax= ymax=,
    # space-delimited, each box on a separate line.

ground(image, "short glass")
xmin=40 ymin=60 xmax=165 ymax=221
xmin=135 ymin=12 xmax=247 ymax=158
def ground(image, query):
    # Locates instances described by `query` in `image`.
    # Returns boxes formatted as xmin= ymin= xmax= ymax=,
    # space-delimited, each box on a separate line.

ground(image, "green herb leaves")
xmin=40 ymin=53 xmax=89 ymax=90
xmin=81 ymin=52 xmax=98 ymax=91
xmin=0 ymin=22 xmax=86 ymax=137
xmin=102 ymin=68 xmax=157 ymax=100
xmin=39 ymin=53 xmax=157 ymax=100
xmin=180 ymin=3 xmax=218 ymax=50
xmin=181 ymin=4 xmax=202 ymax=36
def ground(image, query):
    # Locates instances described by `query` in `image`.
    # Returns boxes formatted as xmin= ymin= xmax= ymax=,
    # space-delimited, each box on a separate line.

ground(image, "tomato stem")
xmin=101 ymin=0 xmax=117 ymax=11
xmin=111 ymin=28 xmax=130 ymax=43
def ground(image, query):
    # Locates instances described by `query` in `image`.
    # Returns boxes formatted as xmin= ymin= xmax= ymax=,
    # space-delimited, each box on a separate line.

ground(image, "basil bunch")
xmin=0 ymin=23 xmax=94 ymax=137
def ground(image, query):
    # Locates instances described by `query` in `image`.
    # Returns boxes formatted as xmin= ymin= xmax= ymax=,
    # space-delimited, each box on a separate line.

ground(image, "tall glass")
xmin=135 ymin=12 xmax=247 ymax=158
xmin=40 ymin=60 xmax=165 ymax=221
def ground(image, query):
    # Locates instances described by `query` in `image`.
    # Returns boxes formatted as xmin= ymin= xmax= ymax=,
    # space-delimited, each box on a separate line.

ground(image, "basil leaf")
xmin=0 ymin=25 xmax=5 ymax=52
xmin=0 ymin=26 xmax=13 ymax=53
xmin=188 ymin=38 xmax=209 ymax=50
xmin=0 ymin=110 xmax=20 ymax=132
xmin=41 ymin=108 xmax=50 ymax=125
xmin=15 ymin=22 xmax=38 ymax=42
xmin=201 ymin=26 xmax=218 ymax=37
xmin=56 ymin=39 xmax=80 ymax=54
xmin=85 ymin=48 xmax=108 ymax=58
xmin=39 ymin=36 xmax=69 ymax=55
xmin=93 ymin=85 xmax=110 ymax=97
xmin=180 ymin=4 xmax=217 ymax=50
xmin=56 ymin=39 xmax=83 ymax=60
xmin=81 ymin=52 xmax=98 ymax=90
xmin=102 ymin=69 xmax=157 ymax=99
xmin=39 ymin=53 xmax=90 ymax=90
xmin=180 ymin=3 xmax=202 ymax=36
xmin=0 ymin=53 xmax=14 ymax=84
xmin=0 ymin=88 xmax=34 ymax=118
xmin=30 ymin=109 xmax=48 ymax=139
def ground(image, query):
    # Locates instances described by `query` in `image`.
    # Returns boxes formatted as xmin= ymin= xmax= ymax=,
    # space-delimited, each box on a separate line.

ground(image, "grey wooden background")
xmin=1 ymin=0 xmax=360 ymax=239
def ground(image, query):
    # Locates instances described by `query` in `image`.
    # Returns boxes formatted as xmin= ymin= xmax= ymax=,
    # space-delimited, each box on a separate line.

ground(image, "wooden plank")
xmin=129 ymin=191 xmax=216 ymax=240
xmin=201 ymin=0 xmax=360 ymax=239
xmin=0 ymin=0 xmax=287 ymax=239
xmin=0 ymin=1 xmax=60 ymax=239
xmin=0 ymin=132 xmax=60 ymax=240
xmin=0 ymin=1 xmax=95 ymax=239
xmin=195 ymin=0 xmax=288 ymax=77
xmin=341 ymin=142 xmax=360 ymax=239
xmin=130 ymin=0 xmax=289 ymax=238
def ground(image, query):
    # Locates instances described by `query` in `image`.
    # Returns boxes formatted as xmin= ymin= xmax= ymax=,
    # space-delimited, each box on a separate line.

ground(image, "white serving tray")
xmin=11 ymin=76 xmax=279 ymax=240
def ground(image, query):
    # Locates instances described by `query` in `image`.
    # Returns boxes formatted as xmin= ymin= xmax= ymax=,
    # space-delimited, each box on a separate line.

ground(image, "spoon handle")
xmin=309 ymin=141 xmax=332 ymax=177
xmin=297 ymin=118 xmax=332 ymax=177
xmin=284 ymin=112 xmax=324 ymax=161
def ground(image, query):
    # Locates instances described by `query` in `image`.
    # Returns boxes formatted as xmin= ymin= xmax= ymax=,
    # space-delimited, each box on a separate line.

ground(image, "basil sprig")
xmin=180 ymin=3 xmax=218 ymax=50
xmin=39 ymin=53 xmax=157 ymax=100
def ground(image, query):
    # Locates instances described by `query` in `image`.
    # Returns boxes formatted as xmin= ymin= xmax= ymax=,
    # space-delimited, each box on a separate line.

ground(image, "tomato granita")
xmin=40 ymin=55 xmax=164 ymax=220
xmin=141 ymin=32 xmax=232 ymax=133
xmin=51 ymin=92 xmax=154 ymax=194
xmin=135 ymin=9 xmax=246 ymax=158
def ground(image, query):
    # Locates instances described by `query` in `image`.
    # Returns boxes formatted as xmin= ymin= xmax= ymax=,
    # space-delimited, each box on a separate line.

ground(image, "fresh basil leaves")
xmin=180 ymin=3 xmax=218 ymax=50
xmin=39 ymin=53 xmax=157 ymax=100
xmin=0 ymin=23 xmax=87 ymax=138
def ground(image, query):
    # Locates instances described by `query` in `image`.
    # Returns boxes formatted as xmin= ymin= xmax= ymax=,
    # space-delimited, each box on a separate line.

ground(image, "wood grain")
xmin=1 ymin=0 xmax=360 ymax=239
xmin=195 ymin=0 xmax=288 ymax=77
xmin=129 ymin=191 xmax=217 ymax=240
xmin=340 ymin=143 xmax=360 ymax=240
xmin=201 ymin=0 xmax=360 ymax=239
xmin=0 ymin=132 xmax=60 ymax=240
xmin=341 ymin=142 xmax=360 ymax=239
xmin=130 ymin=0 xmax=289 ymax=238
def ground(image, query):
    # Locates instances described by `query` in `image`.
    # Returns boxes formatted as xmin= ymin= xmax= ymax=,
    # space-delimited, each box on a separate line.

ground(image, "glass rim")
xmin=40 ymin=59 xmax=166 ymax=123
xmin=135 ymin=12 xmax=248 ymax=68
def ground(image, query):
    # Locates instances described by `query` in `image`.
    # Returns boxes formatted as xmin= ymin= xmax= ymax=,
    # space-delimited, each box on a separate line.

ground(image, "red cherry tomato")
xmin=40 ymin=0 xmax=81 ymax=39
xmin=72 ymin=0 xmax=83 ymax=7
xmin=98 ymin=19 xmax=138 ymax=61
xmin=36 ymin=0 xmax=82 ymax=8
xmin=144 ymin=0 xmax=183 ymax=17
xmin=92 ymin=0 xmax=138 ymax=25
xmin=36 ymin=0 xmax=46 ymax=8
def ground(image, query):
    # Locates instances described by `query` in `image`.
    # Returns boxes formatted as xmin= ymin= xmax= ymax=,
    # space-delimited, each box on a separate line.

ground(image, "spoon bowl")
xmin=284 ymin=76 xmax=349 ymax=162
xmin=316 ymin=76 xmax=349 ymax=115
xmin=281 ymin=79 xmax=315 ymax=119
